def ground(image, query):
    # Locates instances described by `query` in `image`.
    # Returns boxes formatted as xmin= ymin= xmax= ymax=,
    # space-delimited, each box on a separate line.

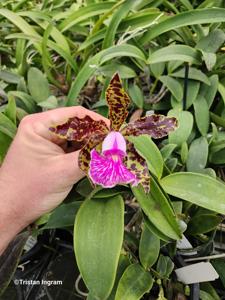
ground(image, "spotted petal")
xmin=106 ymin=73 xmax=130 ymax=131
xmin=125 ymin=141 xmax=150 ymax=193
xmin=49 ymin=115 xmax=109 ymax=142
xmin=78 ymin=132 xmax=107 ymax=172
xmin=121 ymin=114 xmax=178 ymax=139
xmin=89 ymin=149 xmax=138 ymax=188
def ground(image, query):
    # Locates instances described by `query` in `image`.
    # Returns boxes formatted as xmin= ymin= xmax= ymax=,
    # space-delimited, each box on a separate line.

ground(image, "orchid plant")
xmin=50 ymin=73 xmax=177 ymax=193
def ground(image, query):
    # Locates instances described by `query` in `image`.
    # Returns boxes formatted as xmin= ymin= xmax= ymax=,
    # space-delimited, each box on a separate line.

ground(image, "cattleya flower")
xmin=50 ymin=74 xmax=177 ymax=193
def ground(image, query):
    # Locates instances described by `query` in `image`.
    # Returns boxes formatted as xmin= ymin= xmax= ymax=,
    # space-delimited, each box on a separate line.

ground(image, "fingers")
xmin=35 ymin=106 xmax=108 ymax=127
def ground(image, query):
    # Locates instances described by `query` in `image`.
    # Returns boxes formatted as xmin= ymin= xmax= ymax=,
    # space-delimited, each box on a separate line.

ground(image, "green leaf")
xmin=144 ymin=218 xmax=170 ymax=242
xmin=201 ymin=51 xmax=216 ymax=71
xmin=171 ymin=67 xmax=211 ymax=85
xmin=150 ymin=62 xmax=165 ymax=78
xmin=8 ymin=91 xmax=37 ymax=113
xmin=181 ymin=141 xmax=188 ymax=164
xmin=200 ymin=282 xmax=220 ymax=300
xmin=171 ymin=80 xmax=200 ymax=110
xmin=0 ymin=232 xmax=29 ymax=296
xmin=209 ymin=149 xmax=225 ymax=164
xmin=27 ymin=68 xmax=50 ymax=103
xmin=100 ymin=45 xmax=146 ymax=65
xmin=6 ymin=32 xmax=78 ymax=72
xmin=196 ymin=29 xmax=225 ymax=53
xmin=187 ymin=137 xmax=208 ymax=172
xmin=186 ymin=214 xmax=222 ymax=235
xmin=102 ymin=0 xmax=135 ymax=49
xmin=67 ymin=44 xmax=145 ymax=106
xmin=74 ymin=195 xmax=124 ymax=300
xmin=132 ymin=179 xmax=181 ymax=240
xmin=148 ymin=45 xmax=201 ymax=64
xmin=161 ymin=172 xmax=225 ymax=214
xmin=58 ymin=2 xmax=115 ymax=32
xmin=115 ymin=264 xmax=153 ymax=300
xmin=38 ymin=96 xmax=58 ymax=109
xmin=4 ymin=94 xmax=16 ymax=124
xmin=160 ymin=144 xmax=177 ymax=161
xmin=156 ymin=255 xmax=174 ymax=279
xmin=0 ymin=112 xmax=17 ymax=138
xmin=168 ymin=109 xmax=193 ymax=147
xmin=0 ymin=132 xmax=12 ymax=162
xmin=18 ymin=11 xmax=70 ymax=54
xmin=139 ymin=224 xmax=160 ymax=269
xmin=0 ymin=70 xmax=21 ymax=84
xmin=210 ymin=112 xmax=225 ymax=128
xmin=42 ymin=201 xmax=82 ymax=229
xmin=100 ymin=63 xmax=136 ymax=79
xmin=200 ymin=75 xmax=218 ymax=108
xmin=140 ymin=8 xmax=225 ymax=43
xmin=194 ymin=96 xmax=210 ymax=135
xmin=0 ymin=8 xmax=41 ymax=52
xmin=160 ymin=76 xmax=183 ymax=102
xmin=211 ymin=259 xmax=225 ymax=289
xmin=128 ymin=84 xmax=144 ymax=109
xmin=128 ymin=135 xmax=164 ymax=179
xmin=108 ymin=255 xmax=130 ymax=300
xmin=218 ymin=82 xmax=225 ymax=105
xmin=200 ymin=290 xmax=215 ymax=300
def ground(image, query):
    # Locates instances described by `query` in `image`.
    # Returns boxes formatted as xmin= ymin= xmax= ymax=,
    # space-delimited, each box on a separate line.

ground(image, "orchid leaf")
xmin=200 ymin=75 xmax=218 ymax=108
xmin=0 ymin=232 xmax=29 ymax=296
xmin=186 ymin=137 xmax=208 ymax=172
xmin=139 ymin=224 xmax=160 ymax=269
xmin=128 ymin=135 xmax=164 ymax=179
xmin=27 ymin=67 xmax=50 ymax=103
xmin=132 ymin=178 xmax=181 ymax=240
xmin=49 ymin=115 xmax=108 ymax=141
xmin=108 ymin=255 xmax=130 ymax=300
xmin=74 ymin=195 xmax=124 ymax=300
xmin=161 ymin=172 xmax=225 ymax=214
xmin=140 ymin=8 xmax=225 ymax=44
xmin=194 ymin=95 xmax=210 ymax=136
xmin=115 ymin=264 xmax=153 ymax=300
xmin=102 ymin=0 xmax=135 ymax=49
xmin=42 ymin=201 xmax=82 ymax=229
xmin=148 ymin=45 xmax=201 ymax=64
xmin=168 ymin=110 xmax=193 ymax=147
xmin=106 ymin=73 xmax=130 ymax=131
xmin=122 ymin=114 xmax=178 ymax=139
xmin=67 ymin=44 xmax=145 ymax=105
xmin=186 ymin=213 xmax=222 ymax=235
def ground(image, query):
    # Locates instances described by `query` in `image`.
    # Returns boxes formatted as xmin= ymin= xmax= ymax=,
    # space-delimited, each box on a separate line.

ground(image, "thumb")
xmin=62 ymin=150 xmax=85 ymax=183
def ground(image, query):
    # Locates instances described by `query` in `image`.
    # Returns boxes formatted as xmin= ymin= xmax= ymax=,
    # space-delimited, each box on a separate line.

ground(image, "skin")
xmin=0 ymin=106 xmax=108 ymax=254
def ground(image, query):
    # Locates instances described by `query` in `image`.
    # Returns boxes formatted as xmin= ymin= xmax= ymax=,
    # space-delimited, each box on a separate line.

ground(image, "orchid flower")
xmin=50 ymin=73 xmax=177 ymax=193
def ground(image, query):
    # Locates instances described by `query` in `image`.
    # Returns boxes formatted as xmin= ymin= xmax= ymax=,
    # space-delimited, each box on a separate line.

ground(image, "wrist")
xmin=0 ymin=171 xmax=29 ymax=254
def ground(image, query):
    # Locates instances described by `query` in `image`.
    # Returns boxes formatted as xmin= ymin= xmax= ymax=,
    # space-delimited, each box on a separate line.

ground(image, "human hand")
xmin=0 ymin=106 xmax=108 ymax=253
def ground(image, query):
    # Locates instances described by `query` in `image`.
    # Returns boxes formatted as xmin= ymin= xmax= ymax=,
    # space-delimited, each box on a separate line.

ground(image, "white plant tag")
xmin=24 ymin=235 xmax=37 ymax=252
xmin=175 ymin=262 xmax=219 ymax=284
xmin=177 ymin=235 xmax=197 ymax=256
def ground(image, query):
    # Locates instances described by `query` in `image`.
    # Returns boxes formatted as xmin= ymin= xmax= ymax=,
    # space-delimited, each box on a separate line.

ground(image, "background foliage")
xmin=1 ymin=0 xmax=225 ymax=299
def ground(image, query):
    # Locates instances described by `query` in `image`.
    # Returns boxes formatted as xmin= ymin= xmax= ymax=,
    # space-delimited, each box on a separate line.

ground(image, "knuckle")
xmin=19 ymin=115 xmax=34 ymax=130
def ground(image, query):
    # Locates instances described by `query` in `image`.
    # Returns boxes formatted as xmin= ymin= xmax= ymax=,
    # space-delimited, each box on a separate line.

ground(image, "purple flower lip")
xmin=89 ymin=132 xmax=138 ymax=188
